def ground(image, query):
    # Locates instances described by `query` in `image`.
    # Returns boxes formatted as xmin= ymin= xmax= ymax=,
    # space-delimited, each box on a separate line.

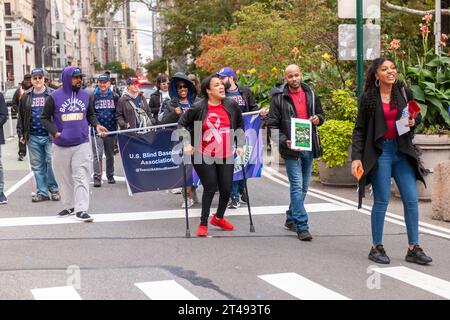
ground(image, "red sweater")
xmin=200 ymin=104 xmax=232 ymax=158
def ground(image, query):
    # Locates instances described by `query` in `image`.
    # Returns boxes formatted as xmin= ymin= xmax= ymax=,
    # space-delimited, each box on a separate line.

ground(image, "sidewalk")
xmin=1 ymin=120 xmax=30 ymax=193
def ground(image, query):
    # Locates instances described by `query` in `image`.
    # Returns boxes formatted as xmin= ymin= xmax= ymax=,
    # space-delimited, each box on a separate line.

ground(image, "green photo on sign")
xmin=290 ymin=118 xmax=312 ymax=151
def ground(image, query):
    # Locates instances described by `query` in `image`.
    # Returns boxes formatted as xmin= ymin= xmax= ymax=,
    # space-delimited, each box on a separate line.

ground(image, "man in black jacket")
xmin=216 ymin=67 xmax=268 ymax=209
xmin=268 ymin=64 xmax=324 ymax=241
xmin=17 ymin=69 xmax=60 ymax=202
xmin=12 ymin=74 xmax=32 ymax=161
xmin=0 ymin=91 xmax=8 ymax=204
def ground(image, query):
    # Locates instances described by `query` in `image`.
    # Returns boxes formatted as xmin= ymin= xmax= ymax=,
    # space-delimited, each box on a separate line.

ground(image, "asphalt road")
xmin=0 ymin=131 xmax=450 ymax=301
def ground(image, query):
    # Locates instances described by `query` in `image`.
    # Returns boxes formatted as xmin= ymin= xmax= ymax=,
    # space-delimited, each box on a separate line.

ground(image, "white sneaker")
xmin=182 ymin=198 xmax=195 ymax=208
xmin=171 ymin=188 xmax=183 ymax=194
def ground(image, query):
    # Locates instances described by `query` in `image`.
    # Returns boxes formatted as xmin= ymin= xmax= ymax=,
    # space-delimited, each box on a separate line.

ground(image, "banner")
xmin=192 ymin=113 xmax=263 ymax=185
xmin=118 ymin=127 xmax=192 ymax=194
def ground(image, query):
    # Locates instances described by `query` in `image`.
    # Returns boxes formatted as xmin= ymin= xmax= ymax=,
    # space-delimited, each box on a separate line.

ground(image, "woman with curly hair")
xmin=351 ymin=56 xmax=432 ymax=265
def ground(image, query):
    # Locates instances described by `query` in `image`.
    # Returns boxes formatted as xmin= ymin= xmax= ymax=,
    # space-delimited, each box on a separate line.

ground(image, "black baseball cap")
xmin=31 ymin=69 xmax=45 ymax=77
xmin=72 ymin=68 xmax=85 ymax=77
xmin=98 ymin=74 xmax=110 ymax=82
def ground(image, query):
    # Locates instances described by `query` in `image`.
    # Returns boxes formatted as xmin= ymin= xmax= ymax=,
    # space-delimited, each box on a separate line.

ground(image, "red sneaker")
xmin=210 ymin=214 xmax=234 ymax=231
xmin=197 ymin=225 xmax=208 ymax=237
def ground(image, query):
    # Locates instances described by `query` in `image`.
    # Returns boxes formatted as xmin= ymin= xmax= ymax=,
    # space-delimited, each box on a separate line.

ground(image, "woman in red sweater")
xmin=179 ymin=75 xmax=245 ymax=237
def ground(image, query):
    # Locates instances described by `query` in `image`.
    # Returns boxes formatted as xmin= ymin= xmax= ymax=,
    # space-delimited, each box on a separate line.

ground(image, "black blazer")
xmin=351 ymin=87 xmax=426 ymax=208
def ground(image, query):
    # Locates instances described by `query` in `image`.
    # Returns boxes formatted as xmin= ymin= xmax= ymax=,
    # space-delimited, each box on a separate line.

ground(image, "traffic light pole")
xmin=356 ymin=0 xmax=364 ymax=97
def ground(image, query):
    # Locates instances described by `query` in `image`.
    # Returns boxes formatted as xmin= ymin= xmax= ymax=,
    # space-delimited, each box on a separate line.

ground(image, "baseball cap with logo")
xmin=126 ymin=77 xmax=139 ymax=85
xmin=98 ymin=74 xmax=110 ymax=82
xmin=31 ymin=68 xmax=45 ymax=77
xmin=72 ymin=68 xmax=85 ymax=77
xmin=216 ymin=67 xmax=236 ymax=79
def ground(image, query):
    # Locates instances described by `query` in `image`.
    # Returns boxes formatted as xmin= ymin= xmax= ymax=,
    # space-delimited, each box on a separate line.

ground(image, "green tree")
xmin=144 ymin=58 xmax=167 ymax=82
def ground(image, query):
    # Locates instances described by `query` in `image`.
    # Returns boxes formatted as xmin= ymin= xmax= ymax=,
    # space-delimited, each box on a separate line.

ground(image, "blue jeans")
xmin=28 ymin=135 xmax=59 ymax=196
xmin=230 ymin=179 xmax=245 ymax=200
xmin=0 ymin=145 xmax=4 ymax=193
xmin=370 ymin=139 xmax=419 ymax=245
xmin=285 ymin=151 xmax=314 ymax=231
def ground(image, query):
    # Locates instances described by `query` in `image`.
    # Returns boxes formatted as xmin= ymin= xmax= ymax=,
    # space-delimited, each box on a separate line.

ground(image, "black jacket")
xmin=268 ymin=83 xmax=325 ymax=159
xmin=178 ymin=97 xmax=245 ymax=149
xmin=351 ymin=87 xmax=426 ymax=208
xmin=17 ymin=87 xmax=54 ymax=141
xmin=0 ymin=93 xmax=7 ymax=144
xmin=148 ymin=90 xmax=170 ymax=120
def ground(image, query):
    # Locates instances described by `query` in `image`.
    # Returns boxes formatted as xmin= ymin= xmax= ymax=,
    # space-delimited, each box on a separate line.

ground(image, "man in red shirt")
xmin=268 ymin=65 xmax=324 ymax=241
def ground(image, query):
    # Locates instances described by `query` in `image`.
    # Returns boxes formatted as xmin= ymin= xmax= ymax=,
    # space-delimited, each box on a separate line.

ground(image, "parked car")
xmin=4 ymin=87 xmax=19 ymax=118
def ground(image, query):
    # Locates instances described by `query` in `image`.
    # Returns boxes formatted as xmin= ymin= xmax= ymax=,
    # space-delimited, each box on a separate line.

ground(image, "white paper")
xmin=396 ymin=117 xmax=410 ymax=136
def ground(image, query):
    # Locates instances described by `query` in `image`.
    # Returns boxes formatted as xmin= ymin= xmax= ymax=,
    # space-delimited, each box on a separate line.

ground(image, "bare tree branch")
xmin=382 ymin=1 xmax=450 ymax=16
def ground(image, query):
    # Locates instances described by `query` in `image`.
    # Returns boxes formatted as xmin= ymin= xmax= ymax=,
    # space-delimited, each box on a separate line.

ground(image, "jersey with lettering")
xmin=29 ymin=92 xmax=48 ymax=136
xmin=93 ymin=90 xmax=116 ymax=132
xmin=226 ymin=89 xmax=246 ymax=112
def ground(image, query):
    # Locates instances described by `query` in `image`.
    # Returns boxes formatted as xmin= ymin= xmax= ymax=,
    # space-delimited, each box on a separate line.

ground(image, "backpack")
xmin=128 ymin=99 xmax=152 ymax=134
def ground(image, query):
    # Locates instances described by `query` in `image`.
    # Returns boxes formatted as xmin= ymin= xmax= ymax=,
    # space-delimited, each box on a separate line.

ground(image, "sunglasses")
xmin=177 ymin=84 xmax=188 ymax=89
xmin=32 ymin=76 xmax=43 ymax=80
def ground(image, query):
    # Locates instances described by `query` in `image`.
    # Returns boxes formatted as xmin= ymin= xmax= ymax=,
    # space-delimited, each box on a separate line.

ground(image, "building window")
xmin=56 ymin=31 xmax=60 ymax=40
xmin=4 ymin=2 xmax=11 ymax=16
xmin=5 ymin=23 xmax=12 ymax=37
xmin=5 ymin=45 xmax=13 ymax=64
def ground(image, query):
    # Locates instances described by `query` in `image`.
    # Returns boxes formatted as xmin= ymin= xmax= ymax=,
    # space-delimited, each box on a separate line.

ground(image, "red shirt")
xmin=200 ymin=104 xmax=232 ymax=158
xmin=382 ymin=102 xmax=398 ymax=139
xmin=289 ymin=88 xmax=308 ymax=119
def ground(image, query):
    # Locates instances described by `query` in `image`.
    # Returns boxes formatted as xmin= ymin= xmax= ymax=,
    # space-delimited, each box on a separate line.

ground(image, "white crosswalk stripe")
xmin=258 ymin=272 xmax=350 ymax=300
xmin=31 ymin=286 xmax=82 ymax=300
xmin=372 ymin=266 xmax=450 ymax=299
xmin=135 ymin=280 xmax=199 ymax=300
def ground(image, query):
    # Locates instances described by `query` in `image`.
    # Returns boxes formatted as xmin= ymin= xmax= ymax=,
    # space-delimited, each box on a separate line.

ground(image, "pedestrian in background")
xmin=90 ymin=73 xmax=119 ymax=187
xmin=17 ymin=68 xmax=60 ymax=203
xmin=148 ymin=74 xmax=170 ymax=121
xmin=159 ymin=72 xmax=199 ymax=208
xmin=268 ymin=64 xmax=324 ymax=241
xmin=179 ymin=74 xmax=245 ymax=237
xmin=216 ymin=67 xmax=268 ymax=209
xmin=188 ymin=74 xmax=203 ymax=99
xmin=41 ymin=66 xmax=108 ymax=222
xmin=116 ymin=77 xmax=155 ymax=130
xmin=351 ymin=56 xmax=432 ymax=265
xmin=12 ymin=74 xmax=32 ymax=161
xmin=0 ymin=91 xmax=8 ymax=204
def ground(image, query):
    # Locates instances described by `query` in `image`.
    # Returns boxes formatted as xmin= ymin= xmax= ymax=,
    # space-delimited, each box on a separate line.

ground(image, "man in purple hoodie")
xmin=41 ymin=66 xmax=108 ymax=222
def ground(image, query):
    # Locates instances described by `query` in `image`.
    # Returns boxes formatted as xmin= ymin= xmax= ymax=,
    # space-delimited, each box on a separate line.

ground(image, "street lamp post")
xmin=41 ymin=45 xmax=58 ymax=69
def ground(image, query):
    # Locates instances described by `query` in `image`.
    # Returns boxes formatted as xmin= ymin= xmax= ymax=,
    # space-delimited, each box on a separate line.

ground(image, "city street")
xmin=1 ymin=127 xmax=449 ymax=300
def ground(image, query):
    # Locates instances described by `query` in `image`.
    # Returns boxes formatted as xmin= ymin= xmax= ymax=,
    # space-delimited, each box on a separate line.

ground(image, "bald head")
xmin=285 ymin=64 xmax=302 ymax=92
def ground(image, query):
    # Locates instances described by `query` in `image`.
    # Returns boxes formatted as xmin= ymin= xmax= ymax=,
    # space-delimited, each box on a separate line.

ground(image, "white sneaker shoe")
xmin=182 ymin=198 xmax=195 ymax=208
xmin=171 ymin=188 xmax=183 ymax=194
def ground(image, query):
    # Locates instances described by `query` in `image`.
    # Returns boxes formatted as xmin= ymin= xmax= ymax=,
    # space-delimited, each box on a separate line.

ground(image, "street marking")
xmin=373 ymin=267 xmax=450 ymax=299
xmin=0 ymin=203 xmax=349 ymax=228
xmin=31 ymin=286 xmax=82 ymax=300
xmin=4 ymin=172 xmax=33 ymax=197
xmin=263 ymin=167 xmax=450 ymax=239
xmin=258 ymin=272 xmax=350 ymax=300
xmin=135 ymin=280 xmax=199 ymax=300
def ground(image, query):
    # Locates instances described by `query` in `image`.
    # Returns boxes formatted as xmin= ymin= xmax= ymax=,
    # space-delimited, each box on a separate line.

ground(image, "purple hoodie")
xmin=50 ymin=66 xmax=91 ymax=147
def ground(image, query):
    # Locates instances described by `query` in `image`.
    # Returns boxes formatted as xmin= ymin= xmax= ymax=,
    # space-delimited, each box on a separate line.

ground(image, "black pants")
xmin=193 ymin=158 xmax=234 ymax=226
xmin=18 ymin=140 xmax=26 ymax=157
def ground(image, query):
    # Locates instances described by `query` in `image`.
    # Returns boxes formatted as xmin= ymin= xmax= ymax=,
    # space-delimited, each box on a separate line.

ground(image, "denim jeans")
xmin=28 ymin=135 xmax=59 ymax=196
xmin=370 ymin=139 xmax=419 ymax=245
xmin=230 ymin=179 xmax=245 ymax=200
xmin=0 ymin=145 xmax=4 ymax=193
xmin=284 ymin=151 xmax=314 ymax=231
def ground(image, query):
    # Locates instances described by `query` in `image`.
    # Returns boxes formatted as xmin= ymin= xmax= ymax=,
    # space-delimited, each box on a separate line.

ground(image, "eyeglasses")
xmin=177 ymin=84 xmax=188 ymax=89
xmin=32 ymin=76 xmax=43 ymax=80
xmin=160 ymin=82 xmax=169 ymax=86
